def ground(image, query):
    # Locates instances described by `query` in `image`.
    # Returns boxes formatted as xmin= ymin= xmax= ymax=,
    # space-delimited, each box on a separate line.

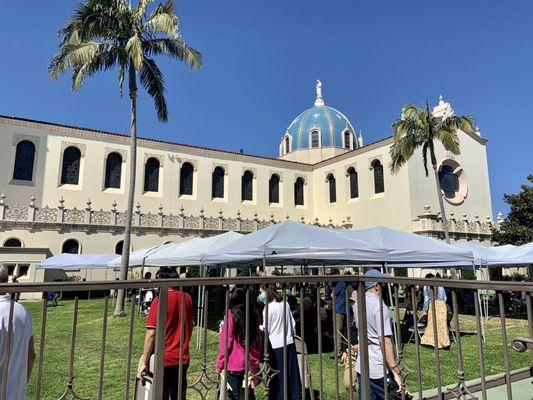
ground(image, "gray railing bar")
xmin=177 ymin=287 xmax=186 ymax=400
xmin=244 ymin=288 xmax=250 ymax=400
xmin=474 ymin=290 xmax=487 ymax=400
xmin=263 ymin=292 xmax=271 ymax=400
xmin=0 ymin=298 xmax=14 ymax=400
xmin=316 ymin=285 xmax=324 ymax=399
xmin=299 ymin=286 xmax=305 ymax=400
xmin=429 ymin=287 xmax=442 ymax=399
xmin=222 ymin=289 xmax=230 ymax=399
xmin=497 ymin=292 xmax=513 ymax=400
xmin=379 ymin=285 xmax=388 ymax=399
xmin=332 ymin=287 xmax=339 ymax=400
xmin=152 ymin=287 xmax=168 ymax=400
xmin=35 ymin=297 xmax=48 ymax=400
xmin=124 ymin=290 xmax=136 ymax=400
xmin=4 ymin=275 xmax=532 ymax=293
xmin=282 ymin=284 xmax=288 ymax=400
xmin=345 ymin=285 xmax=354 ymax=400
xmin=447 ymin=288 xmax=474 ymax=398
xmin=526 ymin=292 xmax=533 ymax=363
xmin=357 ymin=280 xmax=371 ymax=399
xmin=410 ymin=286 xmax=423 ymax=400
xmin=97 ymin=296 xmax=109 ymax=400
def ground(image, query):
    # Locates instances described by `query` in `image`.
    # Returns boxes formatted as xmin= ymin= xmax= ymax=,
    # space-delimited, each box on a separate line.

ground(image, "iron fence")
xmin=0 ymin=274 xmax=532 ymax=400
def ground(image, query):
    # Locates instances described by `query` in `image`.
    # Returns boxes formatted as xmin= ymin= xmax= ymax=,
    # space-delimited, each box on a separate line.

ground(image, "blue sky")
xmin=1 ymin=0 xmax=532 ymax=216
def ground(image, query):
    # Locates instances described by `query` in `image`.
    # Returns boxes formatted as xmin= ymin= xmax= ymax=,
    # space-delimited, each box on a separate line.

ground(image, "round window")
xmin=438 ymin=159 xmax=467 ymax=204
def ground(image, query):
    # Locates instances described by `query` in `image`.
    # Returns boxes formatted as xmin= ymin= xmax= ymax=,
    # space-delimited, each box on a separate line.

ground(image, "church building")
xmin=0 ymin=82 xmax=494 ymax=289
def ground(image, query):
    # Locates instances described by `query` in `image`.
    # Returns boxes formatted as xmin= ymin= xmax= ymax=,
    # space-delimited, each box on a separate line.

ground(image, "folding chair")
xmin=407 ymin=313 xmax=427 ymax=343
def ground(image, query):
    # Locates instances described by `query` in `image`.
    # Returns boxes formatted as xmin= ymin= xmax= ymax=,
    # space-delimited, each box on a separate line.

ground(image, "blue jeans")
xmin=357 ymin=373 xmax=386 ymax=400
xmin=226 ymin=371 xmax=256 ymax=400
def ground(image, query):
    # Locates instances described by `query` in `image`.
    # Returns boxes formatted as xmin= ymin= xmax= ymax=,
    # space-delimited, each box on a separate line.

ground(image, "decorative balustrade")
xmin=412 ymin=204 xmax=494 ymax=241
xmin=0 ymin=194 xmax=495 ymax=239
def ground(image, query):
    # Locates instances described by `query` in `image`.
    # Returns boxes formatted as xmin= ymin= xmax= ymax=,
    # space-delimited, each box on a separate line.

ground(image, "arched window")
xmin=179 ymin=162 xmax=194 ymax=196
xmin=241 ymin=170 xmax=253 ymax=201
xmin=285 ymin=137 xmax=290 ymax=154
xmin=344 ymin=131 xmax=352 ymax=149
xmin=115 ymin=240 xmax=124 ymax=255
xmin=104 ymin=152 xmax=122 ymax=189
xmin=13 ymin=140 xmax=36 ymax=181
xmin=269 ymin=174 xmax=280 ymax=204
xmin=327 ymin=173 xmax=336 ymax=203
xmin=212 ymin=166 xmax=225 ymax=199
xmin=311 ymin=131 xmax=320 ymax=148
xmin=61 ymin=146 xmax=81 ymax=185
xmin=347 ymin=167 xmax=359 ymax=199
xmin=372 ymin=159 xmax=384 ymax=194
xmin=3 ymin=238 xmax=22 ymax=247
xmin=294 ymin=177 xmax=304 ymax=206
xmin=144 ymin=157 xmax=160 ymax=192
xmin=62 ymin=239 xmax=80 ymax=254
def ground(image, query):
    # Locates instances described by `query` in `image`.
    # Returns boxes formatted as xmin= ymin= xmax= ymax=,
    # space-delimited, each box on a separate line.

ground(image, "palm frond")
xmin=143 ymin=37 xmax=202 ymax=69
xmin=140 ymin=57 xmax=168 ymax=121
xmin=135 ymin=0 xmax=154 ymax=21
xmin=125 ymin=35 xmax=143 ymax=70
xmin=49 ymin=42 xmax=101 ymax=79
xmin=144 ymin=0 xmax=178 ymax=36
xmin=436 ymin=129 xmax=461 ymax=154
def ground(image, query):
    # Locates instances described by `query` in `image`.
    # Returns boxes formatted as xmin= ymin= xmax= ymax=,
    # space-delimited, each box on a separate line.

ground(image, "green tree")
xmin=49 ymin=0 xmax=202 ymax=315
xmin=389 ymin=101 xmax=475 ymax=244
xmin=492 ymin=175 xmax=533 ymax=245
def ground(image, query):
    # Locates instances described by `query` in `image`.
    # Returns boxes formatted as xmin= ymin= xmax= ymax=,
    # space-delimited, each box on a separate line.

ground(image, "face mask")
xmin=258 ymin=292 xmax=266 ymax=304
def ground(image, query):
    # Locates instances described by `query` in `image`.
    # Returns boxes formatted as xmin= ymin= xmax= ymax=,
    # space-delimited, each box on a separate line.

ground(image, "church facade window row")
xmin=11 ymin=138 xmax=385 ymax=208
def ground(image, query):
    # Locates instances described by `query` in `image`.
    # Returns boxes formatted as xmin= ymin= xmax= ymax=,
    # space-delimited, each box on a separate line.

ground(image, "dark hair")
xmin=263 ymin=284 xmax=282 ymax=303
xmin=144 ymin=272 xmax=152 ymax=279
xmin=425 ymin=273 xmax=435 ymax=279
xmin=158 ymin=266 xmax=178 ymax=280
xmin=229 ymin=288 xmax=259 ymax=344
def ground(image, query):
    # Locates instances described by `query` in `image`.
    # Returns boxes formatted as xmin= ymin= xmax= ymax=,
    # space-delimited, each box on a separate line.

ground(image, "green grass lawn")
xmin=22 ymin=298 xmax=530 ymax=400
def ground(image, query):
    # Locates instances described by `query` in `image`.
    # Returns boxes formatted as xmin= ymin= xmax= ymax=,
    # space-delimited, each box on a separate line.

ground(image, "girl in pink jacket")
xmin=216 ymin=288 xmax=262 ymax=400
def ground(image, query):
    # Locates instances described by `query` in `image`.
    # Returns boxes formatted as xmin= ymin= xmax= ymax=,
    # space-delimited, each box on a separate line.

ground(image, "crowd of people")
xmin=0 ymin=260 xmax=460 ymax=400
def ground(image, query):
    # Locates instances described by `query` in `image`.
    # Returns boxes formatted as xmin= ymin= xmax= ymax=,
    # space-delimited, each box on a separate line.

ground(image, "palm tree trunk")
xmin=432 ymin=164 xmax=458 ymax=279
xmin=114 ymin=64 xmax=138 ymax=316
xmin=432 ymin=164 xmax=451 ymax=243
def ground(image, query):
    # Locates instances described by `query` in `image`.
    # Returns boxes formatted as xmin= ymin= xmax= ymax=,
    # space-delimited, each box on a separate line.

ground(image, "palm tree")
xmin=49 ymin=0 xmax=202 ymax=315
xmin=389 ymin=100 xmax=475 ymax=244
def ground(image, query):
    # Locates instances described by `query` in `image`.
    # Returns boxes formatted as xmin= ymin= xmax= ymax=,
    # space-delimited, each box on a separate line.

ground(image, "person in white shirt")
xmin=354 ymin=269 xmax=403 ymax=400
xmin=259 ymin=284 xmax=301 ymax=400
xmin=0 ymin=263 xmax=36 ymax=400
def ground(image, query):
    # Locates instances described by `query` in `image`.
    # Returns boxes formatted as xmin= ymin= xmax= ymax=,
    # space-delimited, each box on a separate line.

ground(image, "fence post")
xmin=152 ymin=287 xmax=168 ymax=400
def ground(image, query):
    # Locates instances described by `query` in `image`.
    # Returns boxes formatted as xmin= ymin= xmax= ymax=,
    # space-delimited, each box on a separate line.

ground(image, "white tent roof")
xmin=145 ymin=231 xmax=243 ymax=266
xmin=453 ymin=242 xmax=515 ymax=265
xmin=202 ymin=220 xmax=387 ymax=266
xmin=339 ymin=226 xmax=475 ymax=265
xmin=489 ymin=242 xmax=533 ymax=266
xmin=37 ymin=254 xmax=117 ymax=270
xmin=107 ymin=243 xmax=171 ymax=268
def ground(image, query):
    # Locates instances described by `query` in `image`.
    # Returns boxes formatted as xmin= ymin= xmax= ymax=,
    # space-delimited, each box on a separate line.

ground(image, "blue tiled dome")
xmin=286 ymin=104 xmax=356 ymax=149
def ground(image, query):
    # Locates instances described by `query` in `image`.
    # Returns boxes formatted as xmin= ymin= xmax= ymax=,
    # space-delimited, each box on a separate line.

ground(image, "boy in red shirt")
xmin=137 ymin=267 xmax=194 ymax=400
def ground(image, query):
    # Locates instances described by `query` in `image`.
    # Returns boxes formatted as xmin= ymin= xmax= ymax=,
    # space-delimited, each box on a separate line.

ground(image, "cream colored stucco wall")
xmin=279 ymin=147 xmax=348 ymax=164
xmin=406 ymin=130 xmax=493 ymax=232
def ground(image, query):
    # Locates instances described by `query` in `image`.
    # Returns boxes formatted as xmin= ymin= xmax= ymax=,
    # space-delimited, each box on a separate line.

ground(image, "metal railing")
xmin=0 ymin=274 xmax=532 ymax=400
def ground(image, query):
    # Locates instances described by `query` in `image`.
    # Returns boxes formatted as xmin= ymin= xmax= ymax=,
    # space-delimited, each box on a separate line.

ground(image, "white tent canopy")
xmin=37 ymin=254 xmax=118 ymax=270
xmin=145 ymin=231 xmax=243 ymax=267
xmin=339 ymin=226 xmax=474 ymax=265
xmin=108 ymin=244 xmax=171 ymax=268
xmin=203 ymin=221 xmax=431 ymax=267
xmin=489 ymin=242 xmax=533 ymax=266
xmin=453 ymin=242 xmax=515 ymax=265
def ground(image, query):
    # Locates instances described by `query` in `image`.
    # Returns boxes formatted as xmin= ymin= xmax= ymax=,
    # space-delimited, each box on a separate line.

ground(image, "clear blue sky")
xmin=1 ymin=0 xmax=532 ymax=216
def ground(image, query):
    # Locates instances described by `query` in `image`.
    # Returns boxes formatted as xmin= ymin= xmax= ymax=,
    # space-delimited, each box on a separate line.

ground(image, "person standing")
xmin=0 ymin=263 xmax=36 ymax=400
xmin=137 ymin=267 xmax=194 ymax=400
xmin=216 ymin=288 xmax=262 ymax=400
xmin=332 ymin=269 xmax=348 ymax=359
xmin=354 ymin=269 xmax=403 ymax=400
xmin=341 ymin=290 xmax=358 ymax=399
xmin=262 ymin=285 xmax=301 ymax=400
